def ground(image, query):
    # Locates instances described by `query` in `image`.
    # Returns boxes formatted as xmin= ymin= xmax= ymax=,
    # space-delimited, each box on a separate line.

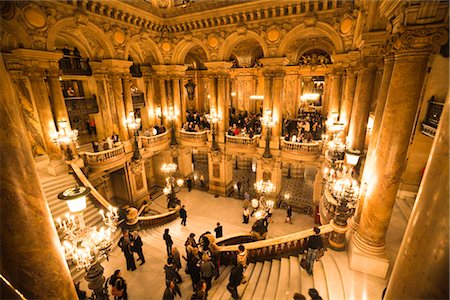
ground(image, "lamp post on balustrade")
xmin=261 ymin=109 xmax=276 ymax=159
xmin=205 ymin=107 xmax=221 ymax=151
xmin=161 ymin=163 xmax=184 ymax=209
xmin=127 ymin=112 xmax=142 ymax=161
xmin=165 ymin=106 xmax=178 ymax=146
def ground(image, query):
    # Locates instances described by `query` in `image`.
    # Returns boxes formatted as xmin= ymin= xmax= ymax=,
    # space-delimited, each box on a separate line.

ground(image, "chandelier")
xmin=161 ymin=163 xmax=177 ymax=175
xmin=251 ymin=180 xmax=276 ymax=220
xmin=254 ymin=179 xmax=275 ymax=195
xmin=56 ymin=186 xmax=118 ymax=270
xmin=51 ymin=121 xmax=78 ymax=146
xmin=205 ymin=107 xmax=222 ymax=151
xmin=161 ymin=163 xmax=184 ymax=209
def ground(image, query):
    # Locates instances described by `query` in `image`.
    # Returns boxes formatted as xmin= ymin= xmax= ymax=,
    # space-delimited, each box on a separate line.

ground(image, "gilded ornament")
xmin=23 ymin=6 xmax=46 ymax=28
xmin=161 ymin=41 xmax=172 ymax=52
xmin=113 ymin=30 xmax=125 ymax=44
xmin=266 ymin=27 xmax=281 ymax=43
xmin=340 ymin=18 xmax=353 ymax=35
xmin=208 ymin=35 xmax=219 ymax=49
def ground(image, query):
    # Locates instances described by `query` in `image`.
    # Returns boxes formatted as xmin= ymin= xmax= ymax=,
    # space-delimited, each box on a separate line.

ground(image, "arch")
xmin=47 ymin=17 xmax=116 ymax=59
xmin=277 ymin=22 xmax=345 ymax=58
xmin=0 ymin=20 xmax=33 ymax=50
xmin=218 ymin=31 xmax=269 ymax=61
xmin=292 ymin=40 xmax=335 ymax=65
xmin=171 ymin=38 xmax=211 ymax=65
xmin=124 ymin=35 xmax=163 ymax=65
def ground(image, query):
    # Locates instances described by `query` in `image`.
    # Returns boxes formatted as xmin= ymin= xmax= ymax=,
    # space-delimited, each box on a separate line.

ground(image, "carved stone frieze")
xmin=384 ymin=27 xmax=449 ymax=55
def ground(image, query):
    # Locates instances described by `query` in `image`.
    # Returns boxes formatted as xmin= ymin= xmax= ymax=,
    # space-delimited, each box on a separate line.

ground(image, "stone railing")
xmin=216 ymin=233 xmax=258 ymax=246
xmin=226 ymin=134 xmax=260 ymax=146
xmin=137 ymin=207 xmax=180 ymax=229
xmin=219 ymin=224 xmax=333 ymax=264
xmin=139 ymin=131 xmax=169 ymax=148
xmin=80 ymin=144 xmax=126 ymax=166
xmin=180 ymin=130 xmax=209 ymax=143
xmin=280 ymin=139 xmax=321 ymax=154
xmin=69 ymin=162 xmax=114 ymax=209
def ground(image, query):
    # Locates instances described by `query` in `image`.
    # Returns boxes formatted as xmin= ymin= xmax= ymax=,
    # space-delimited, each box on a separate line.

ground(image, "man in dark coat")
xmin=118 ymin=230 xmax=136 ymax=271
xmin=179 ymin=205 xmax=187 ymax=226
xmin=227 ymin=258 xmax=244 ymax=300
xmin=132 ymin=231 xmax=145 ymax=265
xmin=186 ymin=177 xmax=193 ymax=192
xmin=214 ymin=222 xmax=223 ymax=238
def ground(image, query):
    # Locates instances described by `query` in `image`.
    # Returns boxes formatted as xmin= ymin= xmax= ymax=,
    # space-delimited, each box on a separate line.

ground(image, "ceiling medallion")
xmin=23 ymin=5 xmax=47 ymax=28
xmin=266 ymin=27 xmax=281 ymax=43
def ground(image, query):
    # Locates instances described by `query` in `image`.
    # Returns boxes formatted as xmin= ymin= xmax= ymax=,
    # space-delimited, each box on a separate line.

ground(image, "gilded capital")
xmin=384 ymin=27 xmax=449 ymax=55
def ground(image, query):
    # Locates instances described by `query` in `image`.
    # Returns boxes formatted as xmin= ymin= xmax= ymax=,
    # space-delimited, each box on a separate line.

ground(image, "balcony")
xmin=59 ymin=56 xmax=92 ymax=76
xmin=226 ymin=134 xmax=261 ymax=154
xmin=421 ymin=123 xmax=437 ymax=138
xmin=139 ymin=132 xmax=170 ymax=155
xmin=280 ymin=139 xmax=322 ymax=160
xmin=180 ymin=130 xmax=209 ymax=148
xmin=79 ymin=144 xmax=126 ymax=173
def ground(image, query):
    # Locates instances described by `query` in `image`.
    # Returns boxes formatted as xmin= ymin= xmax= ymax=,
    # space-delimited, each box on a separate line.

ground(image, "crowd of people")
xmin=91 ymin=132 xmax=120 ymax=152
xmin=227 ymin=110 xmax=262 ymax=137
xmin=182 ymin=111 xmax=210 ymax=132
xmin=283 ymin=111 xmax=325 ymax=143
xmin=143 ymin=124 xmax=167 ymax=137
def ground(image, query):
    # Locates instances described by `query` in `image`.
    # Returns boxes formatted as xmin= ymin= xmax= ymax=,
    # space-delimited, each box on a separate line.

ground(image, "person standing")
xmin=188 ymin=248 xmax=201 ymax=292
xmin=108 ymin=270 xmax=127 ymax=300
xmin=243 ymin=207 xmax=250 ymax=224
xmin=187 ymin=177 xmax=193 ymax=192
xmin=118 ymin=231 xmax=136 ymax=271
xmin=179 ymin=205 xmax=187 ymax=226
xmin=199 ymin=254 xmax=215 ymax=295
xmin=131 ymin=231 xmax=145 ymax=265
xmin=305 ymin=227 xmax=324 ymax=275
xmin=237 ymin=244 xmax=248 ymax=269
xmin=214 ymin=222 xmax=223 ymax=238
xmin=227 ymin=258 xmax=244 ymax=300
xmin=163 ymin=228 xmax=174 ymax=257
xmin=286 ymin=205 xmax=293 ymax=224
xmin=236 ymin=180 xmax=242 ymax=196
xmin=163 ymin=280 xmax=177 ymax=300
xmin=200 ymin=174 xmax=205 ymax=190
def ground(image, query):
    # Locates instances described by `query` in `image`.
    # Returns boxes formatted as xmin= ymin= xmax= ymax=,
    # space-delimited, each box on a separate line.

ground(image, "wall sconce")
xmin=184 ymin=79 xmax=196 ymax=101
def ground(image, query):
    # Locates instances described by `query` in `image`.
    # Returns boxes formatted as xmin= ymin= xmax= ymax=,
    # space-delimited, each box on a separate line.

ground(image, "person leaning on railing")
xmin=304 ymin=226 xmax=324 ymax=275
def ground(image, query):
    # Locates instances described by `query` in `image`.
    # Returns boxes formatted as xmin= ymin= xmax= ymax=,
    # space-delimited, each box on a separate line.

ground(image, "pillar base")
xmin=47 ymin=159 xmax=68 ymax=176
xmin=208 ymin=181 xmax=234 ymax=197
xmin=328 ymin=220 xmax=348 ymax=251
xmin=348 ymin=233 xmax=390 ymax=278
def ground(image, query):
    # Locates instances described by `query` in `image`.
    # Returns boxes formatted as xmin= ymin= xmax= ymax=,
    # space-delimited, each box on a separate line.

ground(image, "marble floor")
xmin=76 ymin=189 xmax=410 ymax=300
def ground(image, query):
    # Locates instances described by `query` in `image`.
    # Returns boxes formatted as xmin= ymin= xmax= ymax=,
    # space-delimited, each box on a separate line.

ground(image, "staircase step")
xmin=321 ymin=251 xmax=345 ymax=300
xmin=275 ymin=257 xmax=290 ymax=300
xmin=208 ymin=266 xmax=232 ymax=300
xmin=252 ymin=260 xmax=271 ymax=300
xmin=241 ymin=261 xmax=263 ymax=300
xmin=312 ymin=260 xmax=328 ymax=300
xmin=237 ymin=262 xmax=255 ymax=297
xmin=263 ymin=259 xmax=280 ymax=300
xmin=289 ymin=256 xmax=301 ymax=298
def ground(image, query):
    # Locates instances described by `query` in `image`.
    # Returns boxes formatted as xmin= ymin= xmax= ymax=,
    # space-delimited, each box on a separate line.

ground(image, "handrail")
xmin=70 ymin=162 xmax=113 ymax=209
xmin=0 ymin=274 xmax=27 ymax=300
xmin=219 ymin=224 xmax=333 ymax=252
xmin=139 ymin=131 xmax=169 ymax=147
xmin=137 ymin=206 xmax=180 ymax=229
xmin=280 ymin=139 xmax=321 ymax=153
xmin=281 ymin=139 xmax=320 ymax=147
xmin=179 ymin=129 xmax=210 ymax=135
xmin=180 ymin=130 xmax=209 ymax=142
xmin=226 ymin=134 xmax=260 ymax=145
xmin=80 ymin=144 xmax=125 ymax=164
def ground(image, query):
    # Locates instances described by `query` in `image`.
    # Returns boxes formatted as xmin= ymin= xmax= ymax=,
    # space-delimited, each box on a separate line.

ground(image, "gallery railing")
xmin=280 ymin=139 xmax=321 ymax=154
xmin=226 ymin=134 xmax=260 ymax=146
xmin=180 ymin=130 xmax=209 ymax=143
xmin=139 ymin=131 xmax=169 ymax=148
xmin=137 ymin=207 xmax=180 ymax=229
xmin=80 ymin=144 xmax=126 ymax=166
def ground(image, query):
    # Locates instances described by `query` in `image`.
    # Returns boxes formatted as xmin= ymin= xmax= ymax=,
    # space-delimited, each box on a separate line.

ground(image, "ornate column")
xmin=351 ymin=55 xmax=394 ymax=231
xmin=347 ymin=59 xmax=378 ymax=151
xmin=340 ymin=68 xmax=358 ymax=136
xmin=1 ymin=54 xmax=77 ymax=299
xmin=122 ymin=73 xmax=134 ymax=115
xmin=259 ymin=57 xmax=288 ymax=150
xmin=47 ymin=68 xmax=71 ymax=129
xmin=93 ymin=73 xmax=114 ymax=138
xmin=349 ymin=27 xmax=448 ymax=278
xmin=141 ymin=66 xmax=156 ymax=128
xmin=109 ymin=73 xmax=129 ymax=141
xmin=327 ymin=68 xmax=343 ymax=121
xmin=385 ymin=97 xmax=449 ymax=299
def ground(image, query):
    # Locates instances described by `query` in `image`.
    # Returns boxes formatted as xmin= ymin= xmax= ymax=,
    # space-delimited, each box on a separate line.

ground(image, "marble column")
xmin=122 ymin=74 xmax=134 ymax=116
xmin=94 ymin=74 xmax=114 ymax=138
xmin=141 ymin=66 xmax=156 ymax=128
xmin=351 ymin=56 xmax=394 ymax=230
xmin=28 ymin=72 xmax=62 ymax=160
xmin=109 ymin=73 xmax=129 ymax=141
xmin=0 ymin=55 xmax=77 ymax=299
xmin=350 ymin=45 xmax=439 ymax=278
xmin=385 ymin=97 xmax=449 ymax=299
xmin=47 ymin=71 xmax=71 ymax=129
xmin=340 ymin=69 xmax=357 ymax=136
xmin=172 ymin=77 xmax=182 ymax=137
xmin=347 ymin=64 xmax=377 ymax=151
xmin=327 ymin=69 xmax=343 ymax=120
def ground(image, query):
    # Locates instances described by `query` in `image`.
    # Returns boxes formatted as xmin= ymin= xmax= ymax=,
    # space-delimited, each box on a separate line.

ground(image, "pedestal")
xmin=328 ymin=220 xmax=348 ymax=251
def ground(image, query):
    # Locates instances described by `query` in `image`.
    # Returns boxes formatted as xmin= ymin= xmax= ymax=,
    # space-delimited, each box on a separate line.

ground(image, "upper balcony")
xmin=280 ymin=139 xmax=322 ymax=160
xmin=226 ymin=134 xmax=261 ymax=154
xmin=79 ymin=144 xmax=126 ymax=173
xmin=139 ymin=131 xmax=170 ymax=155
xmin=179 ymin=130 xmax=209 ymax=148
xmin=59 ymin=56 xmax=92 ymax=76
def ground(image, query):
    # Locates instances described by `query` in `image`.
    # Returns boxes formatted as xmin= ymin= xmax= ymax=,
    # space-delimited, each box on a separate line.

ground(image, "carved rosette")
xmin=385 ymin=27 xmax=449 ymax=55
xmin=210 ymin=148 xmax=223 ymax=163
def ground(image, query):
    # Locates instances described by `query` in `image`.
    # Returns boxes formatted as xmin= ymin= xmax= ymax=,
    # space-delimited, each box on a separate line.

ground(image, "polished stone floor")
xmin=76 ymin=189 xmax=409 ymax=300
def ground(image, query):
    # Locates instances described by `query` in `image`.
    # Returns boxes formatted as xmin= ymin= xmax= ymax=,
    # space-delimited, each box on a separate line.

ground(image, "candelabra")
xmin=127 ymin=112 xmax=142 ymax=161
xmin=166 ymin=106 xmax=178 ymax=146
xmin=205 ymin=107 xmax=221 ymax=151
xmin=50 ymin=120 xmax=78 ymax=160
xmin=57 ymin=186 xmax=119 ymax=299
xmin=261 ymin=109 xmax=276 ymax=158
xmin=161 ymin=163 xmax=184 ymax=209
xmin=251 ymin=179 xmax=276 ymax=220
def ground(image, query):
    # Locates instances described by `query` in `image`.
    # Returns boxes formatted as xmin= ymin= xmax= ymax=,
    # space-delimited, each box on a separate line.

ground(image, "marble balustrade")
xmin=219 ymin=224 xmax=333 ymax=264
xmin=80 ymin=144 xmax=126 ymax=165
xmin=180 ymin=130 xmax=209 ymax=142
xmin=139 ymin=131 xmax=169 ymax=148
xmin=226 ymin=134 xmax=260 ymax=146
xmin=137 ymin=207 xmax=180 ymax=229
xmin=280 ymin=139 xmax=322 ymax=154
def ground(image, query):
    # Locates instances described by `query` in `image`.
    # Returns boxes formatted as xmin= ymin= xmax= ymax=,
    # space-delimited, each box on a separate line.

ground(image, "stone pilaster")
xmin=109 ymin=73 xmax=129 ymax=141
xmin=122 ymin=73 xmax=134 ymax=116
xmin=93 ymin=73 xmax=114 ymax=138
xmin=47 ymin=69 xmax=71 ymax=129
xmin=141 ymin=66 xmax=156 ymax=128
xmin=349 ymin=26 xmax=448 ymax=278
xmin=0 ymin=54 xmax=77 ymax=299
xmin=347 ymin=60 xmax=378 ymax=151
xmin=327 ymin=68 xmax=343 ymax=121
xmin=340 ymin=69 xmax=358 ymax=136
xmin=385 ymin=96 xmax=449 ymax=299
